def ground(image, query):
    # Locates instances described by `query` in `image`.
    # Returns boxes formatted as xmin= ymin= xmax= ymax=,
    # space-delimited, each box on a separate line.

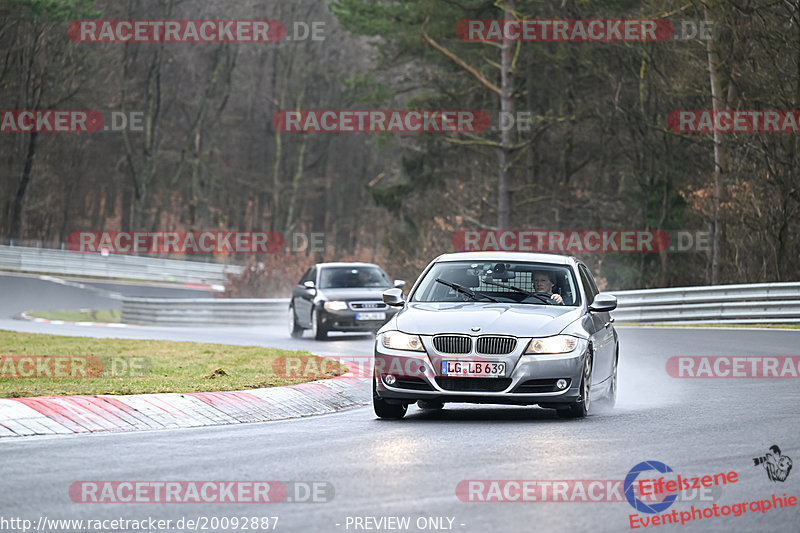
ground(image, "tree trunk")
xmin=497 ymin=0 xmax=514 ymax=229
xmin=9 ymin=130 xmax=38 ymax=240
xmin=284 ymin=133 xmax=307 ymax=235
xmin=705 ymin=5 xmax=723 ymax=285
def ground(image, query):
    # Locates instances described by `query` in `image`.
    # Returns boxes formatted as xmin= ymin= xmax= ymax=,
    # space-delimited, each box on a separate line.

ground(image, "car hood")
xmin=394 ymin=302 xmax=582 ymax=337
xmin=317 ymin=287 xmax=392 ymax=301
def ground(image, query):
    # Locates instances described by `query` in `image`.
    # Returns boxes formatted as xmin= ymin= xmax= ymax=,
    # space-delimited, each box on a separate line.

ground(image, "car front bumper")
xmin=319 ymin=307 xmax=399 ymax=332
xmin=373 ymin=336 xmax=588 ymax=407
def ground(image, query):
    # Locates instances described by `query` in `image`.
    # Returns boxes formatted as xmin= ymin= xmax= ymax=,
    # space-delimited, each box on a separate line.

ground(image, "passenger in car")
xmin=532 ymin=271 xmax=564 ymax=304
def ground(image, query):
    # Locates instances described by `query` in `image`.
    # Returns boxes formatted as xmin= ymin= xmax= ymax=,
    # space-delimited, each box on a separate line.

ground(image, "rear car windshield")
xmin=411 ymin=261 xmax=581 ymax=306
xmin=319 ymin=266 xmax=391 ymax=289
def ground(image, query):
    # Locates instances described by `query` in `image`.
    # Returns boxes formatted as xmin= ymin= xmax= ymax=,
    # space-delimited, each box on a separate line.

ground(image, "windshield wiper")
xmin=481 ymin=279 xmax=552 ymax=304
xmin=435 ymin=278 xmax=499 ymax=302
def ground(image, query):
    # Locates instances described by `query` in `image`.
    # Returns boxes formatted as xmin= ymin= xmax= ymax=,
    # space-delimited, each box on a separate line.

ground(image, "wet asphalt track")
xmin=0 ymin=273 xmax=798 ymax=533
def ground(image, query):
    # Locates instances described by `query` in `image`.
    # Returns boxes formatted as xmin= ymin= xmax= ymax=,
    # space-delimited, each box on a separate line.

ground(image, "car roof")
xmin=315 ymin=262 xmax=381 ymax=268
xmin=433 ymin=251 xmax=576 ymax=265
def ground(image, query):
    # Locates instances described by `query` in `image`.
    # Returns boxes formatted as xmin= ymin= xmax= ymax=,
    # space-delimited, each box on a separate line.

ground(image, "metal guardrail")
xmin=121 ymin=283 xmax=800 ymax=326
xmin=18 ymin=241 xmax=794 ymax=326
xmin=610 ymin=282 xmax=800 ymax=324
xmin=122 ymin=298 xmax=289 ymax=326
xmin=0 ymin=244 xmax=242 ymax=285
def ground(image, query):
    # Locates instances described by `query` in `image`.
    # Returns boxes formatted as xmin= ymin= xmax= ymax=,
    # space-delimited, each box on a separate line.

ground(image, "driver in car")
xmin=533 ymin=271 xmax=563 ymax=304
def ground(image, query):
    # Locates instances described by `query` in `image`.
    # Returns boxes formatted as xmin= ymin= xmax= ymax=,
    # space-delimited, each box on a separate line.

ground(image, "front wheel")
xmin=288 ymin=306 xmax=304 ymax=338
xmin=373 ymin=378 xmax=407 ymax=419
xmin=596 ymin=354 xmax=617 ymax=410
xmin=558 ymin=354 xmax=592 ymax=419
xmin=311 ymin=308 xmax=328 ymax=340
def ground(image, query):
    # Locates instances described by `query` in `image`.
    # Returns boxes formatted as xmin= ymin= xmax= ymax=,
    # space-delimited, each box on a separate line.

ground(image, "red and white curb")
xmin=20 ymin=311 xmax=134 ymax=328
xmin=0 ymin=367 xmax=370 ymax=438
xmin=183 ymin=282 xmax=225 ymax=292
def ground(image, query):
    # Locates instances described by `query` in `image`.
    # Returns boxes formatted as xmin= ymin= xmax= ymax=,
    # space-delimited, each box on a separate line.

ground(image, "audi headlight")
xmin=525 ymin=335 xmax=582 ymax=354
xmin=381 ymin=331 xmax=425 ymax=352
xmin=324 ymin=301 xmax=348 ymax=311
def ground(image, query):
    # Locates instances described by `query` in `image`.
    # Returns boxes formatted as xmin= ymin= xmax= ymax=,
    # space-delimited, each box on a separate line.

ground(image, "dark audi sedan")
xmin=373 ymin=252 xmax=618 ymax=419
xmin=289 ymin=262 xmax=405 ymax=339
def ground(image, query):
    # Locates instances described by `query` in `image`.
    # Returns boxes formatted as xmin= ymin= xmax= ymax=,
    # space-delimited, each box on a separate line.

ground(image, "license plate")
xmin=356 ymin=312 xmax=386 ymax=321
xmin=441 ymin=361 xmax=506 ymax=377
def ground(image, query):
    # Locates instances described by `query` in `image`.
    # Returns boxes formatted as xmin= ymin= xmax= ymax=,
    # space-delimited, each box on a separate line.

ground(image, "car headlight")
xmin=525 ymin=335 xmax=581 ymax=354
xmin=324 ymin=301 xmax=348 ymax=311
xmin=381 ymin=331 xmax=425 ymax=352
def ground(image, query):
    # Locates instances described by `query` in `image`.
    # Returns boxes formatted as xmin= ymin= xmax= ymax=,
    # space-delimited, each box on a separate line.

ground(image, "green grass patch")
xmin=618 ymin=322 xmax=800 ymax=329
xmin=0 ymin=330 xmax=347 ymax=398
xmin=27 ymin=309 xmax=121 ymax=323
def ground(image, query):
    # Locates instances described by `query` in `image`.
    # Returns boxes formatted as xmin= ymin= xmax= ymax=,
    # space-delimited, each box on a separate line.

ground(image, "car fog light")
xmin=556 ymin=379 xmax=568 ymax=390
xmin=385 ymin=374 xmax=397 ymax=385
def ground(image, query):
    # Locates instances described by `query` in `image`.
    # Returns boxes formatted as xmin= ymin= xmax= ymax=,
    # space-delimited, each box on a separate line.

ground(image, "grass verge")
xmin=27 ymin=309 xmax=121 ymax=323
xmin=0 ymin=329 xmax=347 ymax=398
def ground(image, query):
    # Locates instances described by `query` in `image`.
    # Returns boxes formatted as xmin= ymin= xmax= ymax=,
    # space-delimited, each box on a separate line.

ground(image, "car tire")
xmin=288 ymin=306 xmax=304 ymax=338
xmin=596 ymin=352 xmax=618 ymax=410
xmin=417 ymin=400 xmax=444 ymax=411
xmin=373 ymin=377 xmax=407 ymax=419
xmin=558 ymin=354 xmax=592 ymax=419
xmin=311 ymin=308 xmax=328 ymax=340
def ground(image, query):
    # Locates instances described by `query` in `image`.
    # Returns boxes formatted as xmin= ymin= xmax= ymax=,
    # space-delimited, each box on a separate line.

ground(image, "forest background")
xmin=2 ymin=0 xmax=798 ymax=296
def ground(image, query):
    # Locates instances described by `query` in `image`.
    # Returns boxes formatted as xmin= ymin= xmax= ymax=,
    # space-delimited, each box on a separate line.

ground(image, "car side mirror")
xmin=393 ymin=279 xmax=406 ymax=288
xmin=382 ymin=288 xmax=405 ymax=307
xmin=303 ymin=280 xmax=316 ymax=294
xmin=589 ymin=293 xmax=617 ymax=313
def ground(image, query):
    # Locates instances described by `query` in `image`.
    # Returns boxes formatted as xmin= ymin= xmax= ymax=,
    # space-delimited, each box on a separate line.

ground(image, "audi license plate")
xmin=356 ymin=312 xmax=386 ymax=321
xmin=441 ymin=361 xmax=506 ymax=377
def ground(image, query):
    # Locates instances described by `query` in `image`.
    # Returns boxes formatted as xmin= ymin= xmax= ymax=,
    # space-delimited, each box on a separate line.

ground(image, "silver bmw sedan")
xmin=373 ymin=252 xmax=619 ymax=419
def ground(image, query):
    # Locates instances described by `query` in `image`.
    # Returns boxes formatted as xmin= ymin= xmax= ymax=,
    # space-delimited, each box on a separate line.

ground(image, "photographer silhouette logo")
xmin=753 ymin=445 xmax=793 ymax=482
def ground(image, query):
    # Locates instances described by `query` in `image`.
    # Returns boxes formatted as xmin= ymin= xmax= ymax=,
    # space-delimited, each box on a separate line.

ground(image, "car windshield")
xmin=319 ymin=266 xmax=391 ymax=289
xmin=411 ymin=261 xmax=581 ymax=306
